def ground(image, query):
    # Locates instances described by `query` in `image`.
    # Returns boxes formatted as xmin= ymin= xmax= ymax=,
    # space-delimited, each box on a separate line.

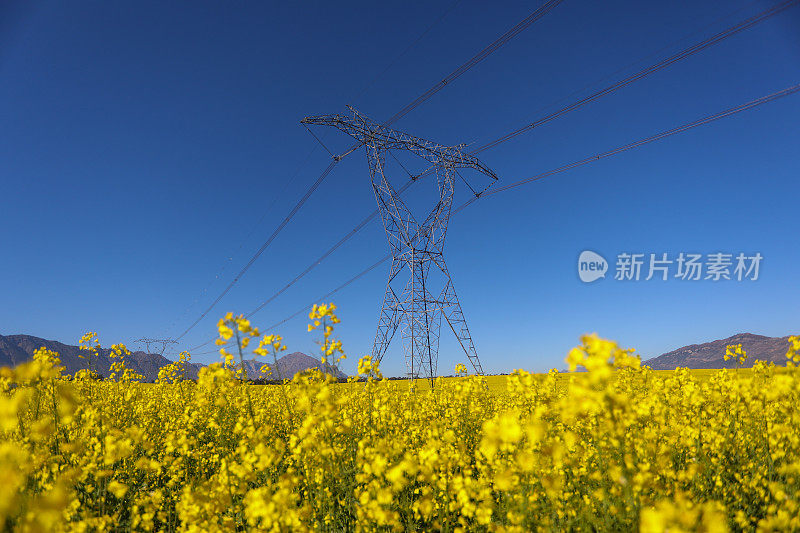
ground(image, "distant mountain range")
xmin=0 ymin=334 xmax=347 ymax=382
xmin=3 ymin=332 xmax=795 ymax=379
xmin=0 ymin=333 xmax=198 ymax=380
xmin=644 ymin=333 xmax=796 ymax=369
xmin=235 ymin=352 xmax=347 ymax=381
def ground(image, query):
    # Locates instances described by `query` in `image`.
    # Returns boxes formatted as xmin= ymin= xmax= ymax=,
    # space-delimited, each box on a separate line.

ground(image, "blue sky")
xmin=1 ymin=1 xmax=798 ymax=376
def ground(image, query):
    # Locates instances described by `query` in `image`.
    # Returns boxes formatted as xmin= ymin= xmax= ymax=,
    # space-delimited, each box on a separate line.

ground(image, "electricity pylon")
xmin=302 ymin=107 xmax=497 ymax=382
xmin=134 ymin=338 xmax=178 ymax=357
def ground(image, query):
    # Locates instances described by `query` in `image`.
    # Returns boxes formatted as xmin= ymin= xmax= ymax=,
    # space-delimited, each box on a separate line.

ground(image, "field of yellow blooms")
xmin=2 ymin=304 xmax=800 ymax=532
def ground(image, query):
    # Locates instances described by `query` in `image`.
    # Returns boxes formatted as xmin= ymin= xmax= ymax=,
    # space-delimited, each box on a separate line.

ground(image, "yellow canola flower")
xmin=786 ymin=336 xmax=800 ymax=364
xmin=0 ymin=309 xmax=798 ymax=531
xmin=107 ymin=480 xmax=128 ymax=499
xmin=217 ymin=319 xmax=234 ymax=341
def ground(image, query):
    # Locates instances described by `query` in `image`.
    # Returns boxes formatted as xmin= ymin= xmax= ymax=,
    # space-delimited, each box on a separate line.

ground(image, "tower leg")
xmin=438 ymin=274 xmax=484 ymax=375
xmin=371 ymin=260 xmax=403 ymax=366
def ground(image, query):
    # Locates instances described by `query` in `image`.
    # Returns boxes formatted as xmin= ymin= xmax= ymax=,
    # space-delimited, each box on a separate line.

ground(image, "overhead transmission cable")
xmin=474 ymin=0 xmax=768 ymax=150
xmin=180 ymin=158 xmax=339 ymax=340
xmin=415 ymin=0 xmax=800 ymax=179
xmin=169 ymin=3 xmax=463 ymax=343
xmin=236 ymin=82 xmax=798 ymax=343
xmin=184 ymin=0 xmax=797 ymax=352
xmin=352 ymin=0 xmax=464 ymax=104
xmin=173 ymin=2 xmax=564 ymax=345
xmin=473 ymin=0 xmax=800 ymax=153
xmin=164 ymin=2 xmax=465 ymax=338
xmin=158 ymin=145 xmax=322 ymax=339
xmin=381 ymin=0 xmax=564 ymax=126
xmin=484 ymin=85 xmax=800 ymax=196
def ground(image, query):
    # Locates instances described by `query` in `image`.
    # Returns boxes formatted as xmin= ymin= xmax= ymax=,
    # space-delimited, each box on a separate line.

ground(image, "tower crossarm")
xmin=301 ymin=108 xmax=498 ymax=181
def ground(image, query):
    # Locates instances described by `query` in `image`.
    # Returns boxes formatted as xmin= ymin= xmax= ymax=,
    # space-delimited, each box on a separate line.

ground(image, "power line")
xmin=163 ymin=6 xmax=469 ymax=340
xmin=486 ymin=83 xmax=800 ymax=196
xmin=472 ymin=0 xmax=800 ymax=153
xmin=352 ymin=0 xmax=464 ymax=104
xmin=190 ymin=255 xmax=391 ymax=355
xmin=382 ymin=0 xmax=564 ymax=127
xmin=174 ymin=160 xmax=338 ymax=341
xmin=476 ymin=0 xmax=767 ymax=151
xmin=172 ymin=3 xmax=562 ymax=345
xmin=158 ymin=143 xmax=323 ymax=339
xmin=241 ymin=83 xmax=799 ymax=341
xmin=267 ymin=255 xmax=391 ymax=332
xmin=412 ymin=0 xmax=800 ymax=180
xmin=189 ymin=0 xmax=796 ymax=347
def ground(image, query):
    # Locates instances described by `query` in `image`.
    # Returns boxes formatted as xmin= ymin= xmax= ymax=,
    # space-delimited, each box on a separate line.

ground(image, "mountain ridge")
xmin=234 ymin=352 xmax=347 ymax=381
xmin=0 ymin=334 xmax=346 ymax=381
xmin=4 ymin=332 xmax=795 ymax=378
xmin=644 ymin=332 xmax=795 ymax=369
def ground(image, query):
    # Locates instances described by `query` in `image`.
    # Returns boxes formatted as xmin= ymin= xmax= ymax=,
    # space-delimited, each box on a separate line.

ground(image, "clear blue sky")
xmin=1 ymin=1 xmax=798 ymax=376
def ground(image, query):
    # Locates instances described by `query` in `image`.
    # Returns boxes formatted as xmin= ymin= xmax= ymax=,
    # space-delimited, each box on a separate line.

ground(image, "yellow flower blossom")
xmin=0 ymin=309 xmax=798 ymax=530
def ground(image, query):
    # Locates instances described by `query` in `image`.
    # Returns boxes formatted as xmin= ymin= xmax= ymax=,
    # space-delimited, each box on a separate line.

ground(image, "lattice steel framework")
xmin=302 ymin=107 xmax=498 ymax=382
xmin=134 ymin=338 xmax=178 ymax=357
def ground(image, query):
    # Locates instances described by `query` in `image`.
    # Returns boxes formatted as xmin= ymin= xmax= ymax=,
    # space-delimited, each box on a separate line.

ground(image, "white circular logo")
xmin=578 ymin=251 xmax=607 ymax=283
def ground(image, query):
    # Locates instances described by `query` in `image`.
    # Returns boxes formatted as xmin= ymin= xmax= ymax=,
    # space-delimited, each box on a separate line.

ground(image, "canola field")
xmin=2 ymin=305 xmax=800 ymax=532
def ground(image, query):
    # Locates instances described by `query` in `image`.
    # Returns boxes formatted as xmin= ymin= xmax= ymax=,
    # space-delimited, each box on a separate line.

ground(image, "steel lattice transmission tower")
xmin=134 ymin=338 xmax=178 ymax=357
xmin=302 ymin=107 xmax=498 ymax=381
